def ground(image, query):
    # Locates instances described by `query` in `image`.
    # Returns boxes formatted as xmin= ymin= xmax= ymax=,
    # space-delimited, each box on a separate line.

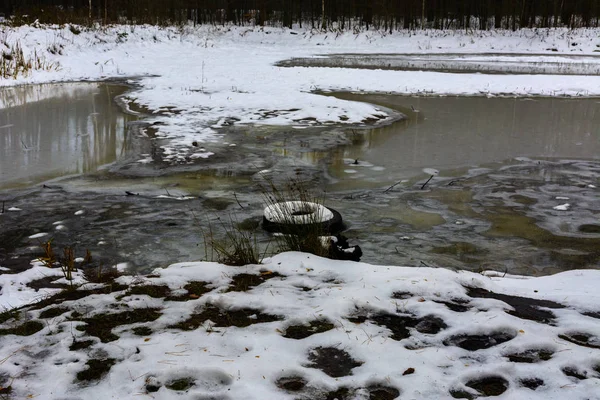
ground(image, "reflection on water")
xmin=0 ymin=83 xmax=134 ymax=189
xmin=311 ymin=94 xmax=600 ymax=190
xmin=1 ymin=88 xmax=597 ymax=277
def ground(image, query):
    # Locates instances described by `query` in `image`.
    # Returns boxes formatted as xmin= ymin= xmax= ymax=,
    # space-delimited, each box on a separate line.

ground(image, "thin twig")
xmin=233 ymin=192 xmax=244 ymax=209
xmin=128 ymin=370 xmax=149 ymax=381
xmin=384 ymin=180 xmax=404 ymax=193
xmin=0 ymin=347 xmax=25 ymax=365
xmin=420 ymin=175 xmax=434 ymax=190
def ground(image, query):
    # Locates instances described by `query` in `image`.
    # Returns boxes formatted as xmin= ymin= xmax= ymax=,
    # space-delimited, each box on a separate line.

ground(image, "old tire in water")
xmin=262 ymin=201 xmax=344 ymax=234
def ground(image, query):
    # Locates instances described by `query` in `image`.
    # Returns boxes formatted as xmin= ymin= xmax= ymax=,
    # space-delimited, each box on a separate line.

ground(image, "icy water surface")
xmin=277 ymin=53 xmax=600 ymax=75
xmin=318 ymin=93 xmax=600 ymax=190
xmin=0 ymin=83 xmax=135 ymax=189
xmin=0 ymin=87 xmax=598 ymax=276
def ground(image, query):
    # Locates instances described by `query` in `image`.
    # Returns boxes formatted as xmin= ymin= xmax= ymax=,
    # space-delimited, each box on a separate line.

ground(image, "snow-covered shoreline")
xmin=2 ymin=24 xmax=600 ymax=162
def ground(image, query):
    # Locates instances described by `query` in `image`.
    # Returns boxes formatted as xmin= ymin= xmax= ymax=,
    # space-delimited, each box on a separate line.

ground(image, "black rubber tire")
xmin=262 ymin=206 xmax=344 ymax=234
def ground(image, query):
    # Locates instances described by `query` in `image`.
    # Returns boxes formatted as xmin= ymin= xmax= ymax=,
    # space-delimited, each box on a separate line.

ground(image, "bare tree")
xmin=321 ymin=0 xmax=325 ymax=30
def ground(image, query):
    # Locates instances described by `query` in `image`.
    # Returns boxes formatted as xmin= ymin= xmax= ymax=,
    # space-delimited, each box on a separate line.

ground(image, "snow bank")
xmin=0 ymin=253 xmax=599 ymax=398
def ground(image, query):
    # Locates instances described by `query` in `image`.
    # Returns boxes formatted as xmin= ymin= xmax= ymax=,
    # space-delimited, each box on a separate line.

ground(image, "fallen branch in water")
xmin=421 ymin=175 xmax=434 ymax=190
xmin=384 ymin=180 xmax=404 ymax=193
xmin=234 ymin=192 xmax=244 ymax=209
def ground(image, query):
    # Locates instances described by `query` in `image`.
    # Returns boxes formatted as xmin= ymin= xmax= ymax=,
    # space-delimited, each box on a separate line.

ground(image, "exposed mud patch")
xmin=349 ymin=310 xmax=447 ymax=340
xmin=465 ymin=376 xmax=509 ymax=397
xmin=415 ymin=315 xmax=448 ymax=334
xmin=559 ymin=332 xmax=600 ymax=349
xmin=283 ymin=319 xmax=335 ymax=339
xmin=450 ymin=388 xmax=475 ymax=399
xmin=79 ymin=309 xmax=162 ymax=342
xmin=132 ymin=326 xmax=153 ymax=336
xmin=322 ymin=387 xmax=352 ymax=399
xmin=76 ymin=358 xmax=116 ymax=381
xmin=444 ymin=330 xmax=516 ymax=350
xmin=562 ymin=366 xmax=588 ymax=380
xmin=69 ymin=339 xmax=95 ymax=351
xmin=276 ymin=376 xmax=307 ymax=392
xmin=166 ymin=377 xmax=195 ymax=391
xmin=506 ymin=348 xmax=553 ymax=363
xmin=184 ymin=281 xmax=212 ymax=297
xmin=466 ymin=287 xmax=564 ymax=324
xmin=27 ymin=276 xmax=70 ymax=291
xmin=126 ymin=284 xmax=171 ymax=298
xmin=227 ymin=272 xmax=283 ymax=292
xmin=170 ymin=304 xmax=282 ymax=331
xmin=366 ymin=385 xmax=401 ymax=400
xmin=30 ymin=283 xmax=128 ymax=310
xmin=434 ymin=299 xmax=472 ymax=312
xmin=165 ymin=281 xmax=212 ymax=301
xmin=144 ymin=376 xmax=161 ymax=393
xmin=0 ymin=320 xmax=44 ymax=336
xmin=39 ymin=306 xmax=69 ymax=319
xmin=391 ymin=291 xmax=412 ymax=300
xmin=0 ymin=308 xmax=18 ymax=324
xmin=83 ymin=265 xmax=122 ymax=284
xmin=583 ymin=311 xmax=600 ymax=319
xmin=520 ymin=377 xmax=544 ymax=390
xmin=306 ymin=347 xmax=363 ymax=378
xmin=368 ymin=313 xmax=417 ymax=340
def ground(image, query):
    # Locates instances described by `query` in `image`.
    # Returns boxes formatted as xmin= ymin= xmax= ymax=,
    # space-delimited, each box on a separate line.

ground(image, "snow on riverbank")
xmin=2 ymin=24 xmax=600 ymax=162
xmin=1 ymin=24 xmax=600 ymax=399
xmin=1 ymin=253 xmax=599 ymax=399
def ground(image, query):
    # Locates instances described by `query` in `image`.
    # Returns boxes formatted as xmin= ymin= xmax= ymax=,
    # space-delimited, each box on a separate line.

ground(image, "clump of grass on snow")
xmin=202 ymin=215 xmax=266 ymax=266
xmin=0 ymin=40 xmax=60 ymax=79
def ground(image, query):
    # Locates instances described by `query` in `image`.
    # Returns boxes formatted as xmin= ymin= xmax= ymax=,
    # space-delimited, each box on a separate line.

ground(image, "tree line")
xmin=1 ymin=0 xmax=599 ymax=29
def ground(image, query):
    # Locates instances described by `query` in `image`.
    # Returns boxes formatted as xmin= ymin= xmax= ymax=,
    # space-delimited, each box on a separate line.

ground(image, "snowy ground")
xmin=0 ymin=254 xmax=599 ymax=399
xmin=2 ymin=24 xmax=600 ymax=162
xmin=1 ymin=24 xmax=600 ymax=399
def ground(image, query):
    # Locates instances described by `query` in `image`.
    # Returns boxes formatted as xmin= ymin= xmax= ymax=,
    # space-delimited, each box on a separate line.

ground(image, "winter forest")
xmin=2 ymin=0 xmax=600 ymax=29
